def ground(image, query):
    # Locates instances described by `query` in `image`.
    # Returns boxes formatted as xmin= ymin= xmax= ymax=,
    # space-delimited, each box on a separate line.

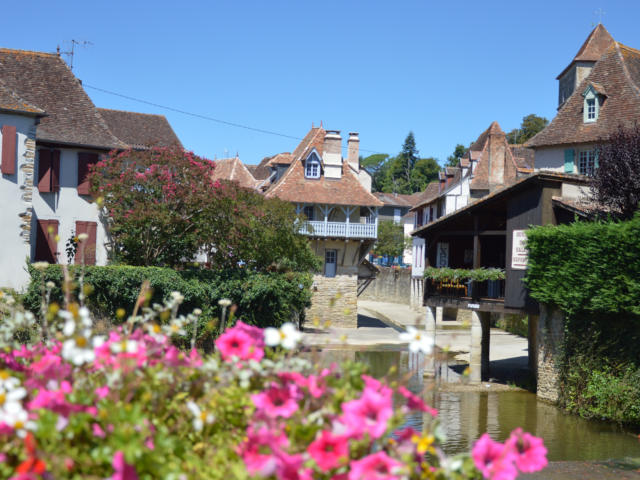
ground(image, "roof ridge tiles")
xmin=0 ymin=48 xmax=58 ymax=58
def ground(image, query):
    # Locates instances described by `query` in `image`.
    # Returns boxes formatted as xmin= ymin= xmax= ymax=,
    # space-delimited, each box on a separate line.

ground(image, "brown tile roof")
xmin=509 ymin=145 xmax=535 ymax=171
xmin=265 ymin=127 xmax=382 ymax=207
xmin=251 ymin=152 xmax=293 ymax=181
xmin=373 ymin=192 xmax=415 ymax=207
xmin=97 ymin=108 xmax=182 ymax=149
xmin=0 ymin=80 xmax=45 ymax=115
xmin=211 ymin=156 xmax=258 ymax=190
xmin=552 ymin=195 xmax=618 ymax=217
xmin=0 ymin=48 xmax=125 ymax=149
xmin=529 ymin=42 xmax=640 ymax=148
xmin=557 ymin=24 xmax=615 ymax=79
xmin=409 ymin=182 xmax=441 ymax=211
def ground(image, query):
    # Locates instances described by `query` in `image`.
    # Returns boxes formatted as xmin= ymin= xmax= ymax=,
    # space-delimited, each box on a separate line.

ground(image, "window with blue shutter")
xmin=564 ymin=149 xmax=574 ymax=173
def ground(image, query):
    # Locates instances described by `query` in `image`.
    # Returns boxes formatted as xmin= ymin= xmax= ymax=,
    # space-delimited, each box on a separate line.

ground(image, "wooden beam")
xmin=434 ymin=230 xmax=506 ymax=236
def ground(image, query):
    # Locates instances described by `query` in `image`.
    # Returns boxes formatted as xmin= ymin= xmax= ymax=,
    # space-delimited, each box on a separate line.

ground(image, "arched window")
xmin=305 ymin=154 xmax=321 ymax=179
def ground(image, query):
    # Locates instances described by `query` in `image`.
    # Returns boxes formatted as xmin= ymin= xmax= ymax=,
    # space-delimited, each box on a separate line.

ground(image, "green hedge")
xmin=525 ymin=214 xmax=640 ymax=316
xmin=525 ymin=215 xmax=640 ymax=425
xmin=24 ymin=265 xmax=312 ymax=331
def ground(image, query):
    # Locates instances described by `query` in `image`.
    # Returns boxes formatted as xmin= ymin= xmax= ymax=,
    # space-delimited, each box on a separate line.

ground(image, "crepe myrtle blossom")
xmin=399 ymin=326 xmax=434 ymax=355
xmin=264 ymin=322 xmax=303 ymax=350
xmin=186 ymin=401 xmax=214 ymax=432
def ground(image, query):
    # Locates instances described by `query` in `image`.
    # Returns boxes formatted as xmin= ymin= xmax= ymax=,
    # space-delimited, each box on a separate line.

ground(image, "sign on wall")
xmin=436 ymin=242 xmax=449 ymax=268
xmin=511 ymin=229 xmax=528 ymax=270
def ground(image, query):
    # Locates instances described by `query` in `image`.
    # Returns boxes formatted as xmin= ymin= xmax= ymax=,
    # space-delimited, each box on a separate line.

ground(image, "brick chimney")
xmin=347 ymin=132 xmax=359 ymax=172
xmin=323 ymin=130 xmax=342 ymax=179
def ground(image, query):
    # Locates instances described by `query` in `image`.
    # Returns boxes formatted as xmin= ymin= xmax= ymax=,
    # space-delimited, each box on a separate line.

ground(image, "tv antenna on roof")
xmin=57 ymin=39 xmax=93 ymax=71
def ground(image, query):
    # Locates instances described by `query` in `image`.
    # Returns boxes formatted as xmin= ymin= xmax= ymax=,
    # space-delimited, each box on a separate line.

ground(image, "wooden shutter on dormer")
xmin=77 ymin=153 xmax=98 ymax=195
xmin=35 ymin=219 xmax=59 ymax=263
xmin=75 ymin=221 xmax=98 ymax=265
xmin=38 ymin=149 xmax=52 ymax=192
xmin=1 ymin=125 xmax=16 ymax=175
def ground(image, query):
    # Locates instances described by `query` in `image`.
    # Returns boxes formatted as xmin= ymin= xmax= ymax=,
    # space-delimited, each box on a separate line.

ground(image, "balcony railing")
xmin=299 ymin=221 xmax=377 ymax=239
xmin=425 ymin=278 xmax=505 ymax=300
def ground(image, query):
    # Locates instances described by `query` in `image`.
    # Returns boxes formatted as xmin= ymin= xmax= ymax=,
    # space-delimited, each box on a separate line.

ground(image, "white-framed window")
xmin=578 ymin=150 xmax=596 ymax=176
xmin=305 ymin=155 xmax=321 ymax=179
xmin=586 ymin=98 xmax=596 ymax=120
xmin=393 ymin=208 xmax=401 ymax=224
xmin=583 ymin=86 xmax=600 ymax=123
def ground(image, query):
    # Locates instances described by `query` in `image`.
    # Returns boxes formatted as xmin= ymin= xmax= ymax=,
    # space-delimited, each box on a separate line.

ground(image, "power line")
xmin=83 ymin=83 xmax=382 ymax=154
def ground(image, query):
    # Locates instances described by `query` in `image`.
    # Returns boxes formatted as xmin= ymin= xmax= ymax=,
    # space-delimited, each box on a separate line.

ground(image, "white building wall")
xmin=0 ymin=113 xmax=37 ymax=290
xmin=411 ymin=236 xmax=425 ymax=277
xmin=32 ymin=147 xmax=108 ymax=266
xmin=402 ymin=219 xmax=413 ymax=265
xmin=533 ymin=147 xmax=566 ymax=172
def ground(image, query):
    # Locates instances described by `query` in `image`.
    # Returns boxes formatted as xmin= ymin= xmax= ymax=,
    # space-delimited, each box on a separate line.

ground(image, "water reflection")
xmin=335 ymin=348 xmax=640 ymax=462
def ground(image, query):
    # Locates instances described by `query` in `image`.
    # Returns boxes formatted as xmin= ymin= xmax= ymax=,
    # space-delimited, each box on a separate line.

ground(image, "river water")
xmin=334 ymin=348 xmax=640 ymax=463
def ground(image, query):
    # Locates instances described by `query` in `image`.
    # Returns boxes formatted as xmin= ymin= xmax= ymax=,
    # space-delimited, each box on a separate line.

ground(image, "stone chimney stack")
xmin=487 ymin=124 xmax=506 ymax=188
xmin=347 ymin=132 xmax=360 ymax=172
xmin=323 ymin=130 xmax=342 ymax=179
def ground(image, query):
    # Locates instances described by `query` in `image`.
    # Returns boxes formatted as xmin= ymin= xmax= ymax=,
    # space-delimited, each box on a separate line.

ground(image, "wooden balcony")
xmin=299 ymin=220 xmax=377 ymax=239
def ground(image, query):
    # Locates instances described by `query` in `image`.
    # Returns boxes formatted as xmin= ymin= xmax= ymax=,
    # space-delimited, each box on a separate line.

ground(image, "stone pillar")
xmin=528 ymin=314 xmax=539 ymax=377
xmin=470 ymin=310 xmax=491 ymax=383
xmin=423 ymin=306 xmax=437 ymax=377
xmin=435 ymin=306 xmax=443 ymax=324
xmin=536 ymin=307 xmax=565 ymax=403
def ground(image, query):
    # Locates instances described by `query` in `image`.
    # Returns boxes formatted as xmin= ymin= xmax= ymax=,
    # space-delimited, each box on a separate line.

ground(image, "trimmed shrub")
xmin=23 ymin=265 xmax=312 ymax=332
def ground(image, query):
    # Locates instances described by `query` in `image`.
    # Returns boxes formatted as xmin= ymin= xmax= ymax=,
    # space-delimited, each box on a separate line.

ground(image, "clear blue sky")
xmin=2 ymin=1 xmax=637 ymax=165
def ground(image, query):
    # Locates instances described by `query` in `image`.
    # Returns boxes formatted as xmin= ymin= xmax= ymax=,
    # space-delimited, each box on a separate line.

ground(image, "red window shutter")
xmin=75 ymin=221 xmax=97 ymax=265
xmin=38 ymin=149 xmax=52 ymax=193
xmin=35 ymin=219 xmax=59 ymax=263
xmin=51 ymin=150 xmax=61 ymax=193
xmin=77 ymin=152 xmax=98 ymax=195
xmin=1 ymin=125 xmax=16 ymax=175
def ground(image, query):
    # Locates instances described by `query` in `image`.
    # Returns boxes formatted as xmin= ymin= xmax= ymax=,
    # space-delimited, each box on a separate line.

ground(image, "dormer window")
xmin=305 ymin=153 xmax=321 ymax=179
xmin=583 ymin=85 xmax=603 ymax=123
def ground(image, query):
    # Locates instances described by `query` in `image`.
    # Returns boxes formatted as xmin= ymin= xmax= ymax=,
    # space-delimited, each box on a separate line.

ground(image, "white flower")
xmin=0 ymin=383 xmax=27 ymax=413
xmin=110 ymin=339 xmax=139 ymax=354
xmin=78 ymin=307 xmax=92 ymax=327
xmin=61 ymin=330 xmax=104 ymax=366
xmin=218 ymin=298 xmax=232 ymax=308
xmin=62 ymin=318 xmax=76 ymax=337
xmin=170 ymin=291 xmax=184 ymax=304
xmin=77 ymin=233 xmax=89 ymax=242
xmin=1 ymin=402 xmax=36 ymax=438
xmin=145 ymin=323 xmax=167 ymax=342
xmin=45 ymin=281 xmax=55 ymax=289
xmin=163 ymin=318 xmax=186 ymax=337
xmin=186 ymin=401 xmax=214 ymax=431
xmin=0 ymin=370 xmax=21 ymax=391
xmin=264 ymin=322 xmax=303 ymax=350
xmin=399 ymin=326 xmax=434 ymax=355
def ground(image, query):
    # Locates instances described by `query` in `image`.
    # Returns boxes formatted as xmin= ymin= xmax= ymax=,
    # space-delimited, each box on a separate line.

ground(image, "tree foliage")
xmin=592 ymin=124 xmax=640 ymax=219
xmin=89 ymin=148 xmax=319 ymax=271
xmin=373 ymin=220 xmax=408 ymax=258
xmin=446 ymin=144 xmax=469 ymax=167
xmin=506 ymin=114 xmax=549 ymax=144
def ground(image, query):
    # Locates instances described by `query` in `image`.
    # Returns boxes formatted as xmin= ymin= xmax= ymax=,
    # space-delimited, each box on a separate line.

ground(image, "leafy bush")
xmin=23 ymin=265 xmax=312 ymax=334
xmin=525 ymin=214 xmax=640 ymax=316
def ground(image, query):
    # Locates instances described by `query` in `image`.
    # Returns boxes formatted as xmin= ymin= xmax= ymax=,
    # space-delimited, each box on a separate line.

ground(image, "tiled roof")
xmin=0 ymin=48 xmax=125 ymax=149
xmin=211 ymin=156 xmax=258 ymax=190
xmin=528 ymin=42 xmax=640 ymax=148
xmin=265 ymin=127 xmax=382 ymax=207
xmin=509 ymin=145 xmax=535 ymax=171
xmin=97 ymin=108 xmax=182 ymax=149
xmin=409 ymin=182 xmax=441 ymax=211
xmin=0 ymin=80 xmax=45 ymax=115
xmin=251 ymin=152 xmax=293 ymax=180
xmin=557 ymin=24 xmax=615 ymax=79
xmin=551 ymin=195 xmax=618 ymax=217
xmin=373 ymin=192 xmax=415 ymax=207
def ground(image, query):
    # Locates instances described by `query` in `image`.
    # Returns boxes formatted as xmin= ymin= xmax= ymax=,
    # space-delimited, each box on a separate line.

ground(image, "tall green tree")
xmin=506 ymin=114 xmax=549 ymax=144
xmin=372 ymin=220 xmax=408 ymax=258
xmin=410 ymin=157 xmax=440 ymax=191
xmin=446 ymin=144 xmax=469 ymax=167
xmin=399 ymin=131 xmax=419 ymax=185
xmin=361 ymin=153 xmax=390 ymax=192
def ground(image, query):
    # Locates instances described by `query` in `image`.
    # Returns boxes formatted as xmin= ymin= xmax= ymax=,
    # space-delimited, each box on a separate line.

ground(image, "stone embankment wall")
xmin=359 ymin=267 xmax=412 ymax=305
xmin=536 ymin=306 xmax=564 ymax=403
xmin=305 ymin=274 xmax=357 ymax=328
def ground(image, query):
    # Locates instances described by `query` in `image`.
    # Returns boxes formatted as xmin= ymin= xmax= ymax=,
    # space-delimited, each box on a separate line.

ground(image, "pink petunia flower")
xmin=239 ymin=425 xmax=288 ymax=477
xmin=251 ymin=382 xmax=301 ymax=418
xmin=348 ymin=451 xmax=404 ymax=480
xmin=111 ymin=451 xmax=138 ymax=480
xmin=397 ymin=386 xmax=438 ymax=417
xmin=275 ymin=452 xmax=313 ymax=480
xmin=506 ymin=428 xmax=548 ymax=473
xmin=308 ymin=430 xmax=349 ymax=472
xmin=340 ymin=385 xmax=393 ymax=439
xmin=215 ymin=323 xmax=264 ymax=363
xmin=472 ymin=434 xmax=517 ymax=480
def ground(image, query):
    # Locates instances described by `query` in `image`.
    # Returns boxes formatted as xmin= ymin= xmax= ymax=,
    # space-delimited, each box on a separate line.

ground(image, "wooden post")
xmin=473 ymin=216 xmax=481 ymax=298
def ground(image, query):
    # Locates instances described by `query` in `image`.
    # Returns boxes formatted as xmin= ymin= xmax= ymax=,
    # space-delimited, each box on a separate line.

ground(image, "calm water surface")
xmin=326 ymin=348 xmax=640 ymax=462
